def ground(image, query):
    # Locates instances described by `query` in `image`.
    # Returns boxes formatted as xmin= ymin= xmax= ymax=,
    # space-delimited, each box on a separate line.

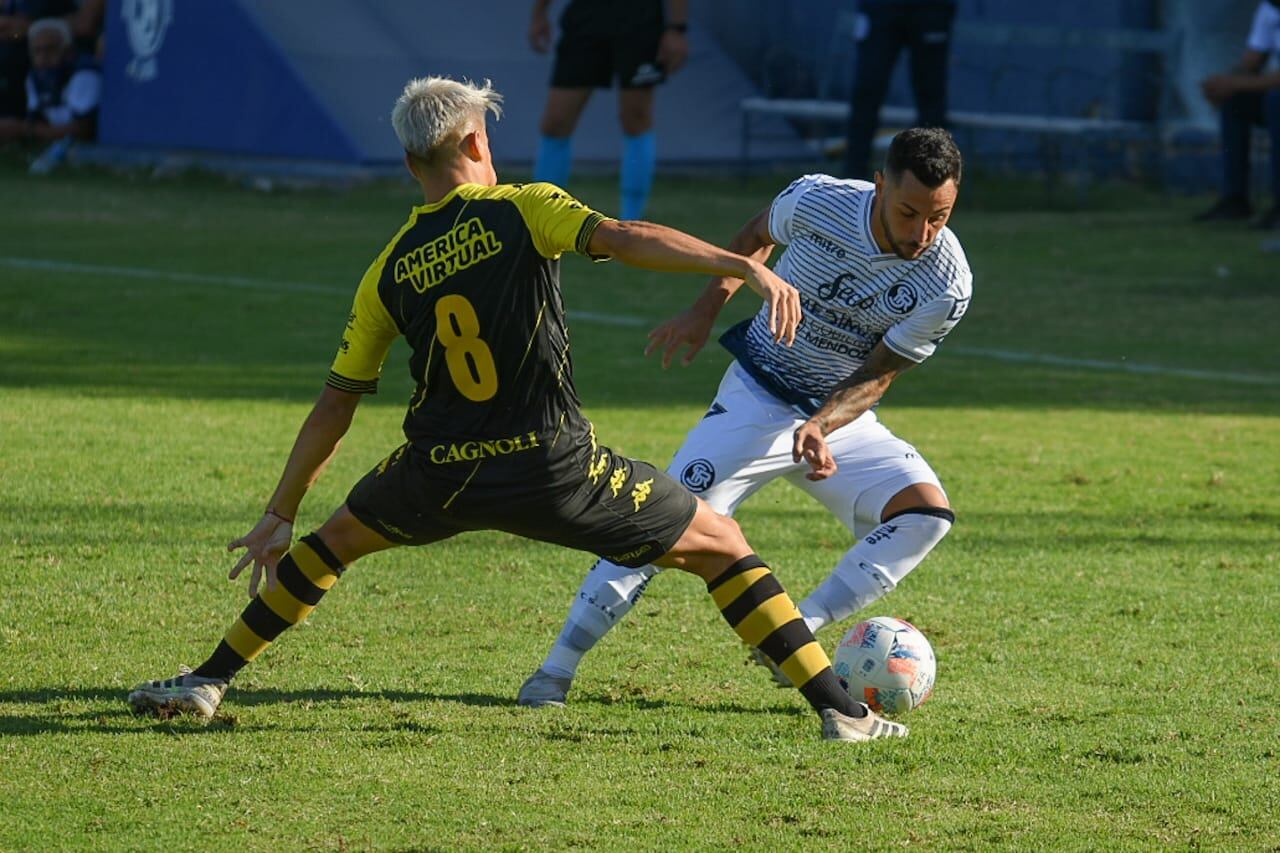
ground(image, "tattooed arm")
xmin=792 ymin=341 xmax=918 ymax=481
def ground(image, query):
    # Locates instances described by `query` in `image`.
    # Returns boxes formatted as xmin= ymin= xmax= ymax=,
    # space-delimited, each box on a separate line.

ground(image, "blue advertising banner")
xmin=100 ymin=0 xmax=359 ymax=160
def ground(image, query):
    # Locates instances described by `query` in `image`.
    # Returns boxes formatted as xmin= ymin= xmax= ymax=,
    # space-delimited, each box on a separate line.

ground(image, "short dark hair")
xmin=884 ymin=127 xmax=963 ymax=188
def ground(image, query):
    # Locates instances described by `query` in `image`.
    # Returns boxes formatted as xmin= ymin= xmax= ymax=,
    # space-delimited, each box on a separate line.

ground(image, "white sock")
xmin=541 ymin=559 xmax=661 ymax=679
xmin=799 ymin=509 xmax=953 ymax=634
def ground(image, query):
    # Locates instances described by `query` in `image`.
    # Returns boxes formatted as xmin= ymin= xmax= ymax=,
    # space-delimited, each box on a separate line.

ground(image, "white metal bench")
xmin=739 ymin=17 xmax=1185 ymax=188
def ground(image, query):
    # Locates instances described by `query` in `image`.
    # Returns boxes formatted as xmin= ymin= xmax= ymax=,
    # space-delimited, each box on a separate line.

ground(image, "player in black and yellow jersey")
xmin=127 ymin=76 xmax=906 ymax=742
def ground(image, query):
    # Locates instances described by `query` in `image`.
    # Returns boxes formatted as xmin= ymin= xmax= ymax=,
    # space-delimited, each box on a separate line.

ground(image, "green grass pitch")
xmin=1 ymin=162 xmax=1277 ymax=849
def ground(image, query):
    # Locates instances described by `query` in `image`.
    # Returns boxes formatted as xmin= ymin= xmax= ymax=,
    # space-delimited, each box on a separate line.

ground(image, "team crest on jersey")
xmin=680 ymin=459 xmax=716 ymax=493
xmin=885 ymin=283 xmax=918 ymax=314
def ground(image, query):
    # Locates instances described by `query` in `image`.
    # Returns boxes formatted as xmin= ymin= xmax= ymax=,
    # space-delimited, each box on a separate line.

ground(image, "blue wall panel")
xmin=100 ymin=0 xmax=359 ymax=160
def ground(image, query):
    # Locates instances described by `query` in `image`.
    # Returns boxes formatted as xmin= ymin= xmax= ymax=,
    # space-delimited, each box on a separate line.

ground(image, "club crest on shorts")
xmin=680 ymin=459 xmax=716 ymax=493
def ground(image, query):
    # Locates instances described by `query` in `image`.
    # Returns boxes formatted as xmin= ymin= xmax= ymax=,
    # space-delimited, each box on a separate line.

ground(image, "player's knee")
xmin=539 ymin=113 xmax=575 ymax=137
xmin=884 ymin=506 xmax=955 ymax=549
xmin=622 ymin=115 xmax=655 ymax=135
xmin=619 ymin=112 xmax=653 ymax=136
xmin=308 ymin=525 xmax=352 ymax=568
xmin=540 ymin=121 xmax=573 ymax=138
xmin=315 ymin=506 xmax=394 ymax=566
xmin=880 ymin=482 xmax=949 ymax=523
xmin=710 ymin=512 xmax=749 ymax=554
xmin=310 ymin=521 xmax=342 ymax=552
xmin=664 ymin=504 xmax=750 ymax=573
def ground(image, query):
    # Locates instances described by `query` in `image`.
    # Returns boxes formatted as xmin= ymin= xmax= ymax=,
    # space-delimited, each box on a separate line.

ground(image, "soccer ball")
xmin=833 ymin=616 xmax=936 ymax=716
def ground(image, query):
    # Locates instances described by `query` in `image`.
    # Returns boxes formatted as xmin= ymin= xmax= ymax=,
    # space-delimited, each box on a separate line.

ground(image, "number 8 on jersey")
xmin=435 ymin=294 xmax=498 ymax=402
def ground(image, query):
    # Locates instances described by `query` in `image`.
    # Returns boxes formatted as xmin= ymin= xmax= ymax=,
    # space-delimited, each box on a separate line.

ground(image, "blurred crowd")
xmin=0 ymin=0 xmax=103 ymax=170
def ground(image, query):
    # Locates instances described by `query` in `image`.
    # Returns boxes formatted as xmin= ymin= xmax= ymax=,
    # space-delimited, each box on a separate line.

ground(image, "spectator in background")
xmin=68 ymin=0 xmax=104 ymax=59
xmin=1196 ymin=0 xmax=1280 ymax=230
xmin=0 ymin=0 xmax=74 ymax=118
xmin=0 ymin=17 xmax=100 ymax=157
xmin=843 ymin=0 xmax=957 ymax=180
xmin=529 ymin=0 xmax=688 ymax=220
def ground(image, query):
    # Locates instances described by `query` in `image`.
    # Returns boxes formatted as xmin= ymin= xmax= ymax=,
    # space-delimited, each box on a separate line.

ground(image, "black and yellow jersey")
xmin=328 ymin=182 xmax=609 ymax=450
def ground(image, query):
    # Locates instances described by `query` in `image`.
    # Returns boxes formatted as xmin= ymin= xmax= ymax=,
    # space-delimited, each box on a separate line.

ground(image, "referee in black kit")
xmin=530 ymin=0 xmax=689 ymax=221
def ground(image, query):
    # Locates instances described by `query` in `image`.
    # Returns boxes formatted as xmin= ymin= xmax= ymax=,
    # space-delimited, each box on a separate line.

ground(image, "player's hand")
xmin=741 ymin=261 xmax=801 ymax=346
xmin=646 ymin=306 xmax=715 ymax=368
xmin=228 ymin=513 xmax=293 ymax=598
xmin=793 ymin=421 xmax=837 ymax=481
xmin=1200 ymin=74 xmax=1239 ymax=105
xmin=529 ymin=10 xmax=552 ymax=53
xmin=658 ymin=30 xmax=689 ymax=75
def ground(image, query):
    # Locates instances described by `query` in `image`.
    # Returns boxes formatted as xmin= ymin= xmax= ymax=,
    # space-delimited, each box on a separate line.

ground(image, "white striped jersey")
xmin=719 ymin=173 xmax=972 ymax=414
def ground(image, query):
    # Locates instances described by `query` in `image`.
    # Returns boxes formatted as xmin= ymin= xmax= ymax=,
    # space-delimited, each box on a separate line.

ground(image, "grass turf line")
xmin=0 ymin=164 xmax=1277 ymax=848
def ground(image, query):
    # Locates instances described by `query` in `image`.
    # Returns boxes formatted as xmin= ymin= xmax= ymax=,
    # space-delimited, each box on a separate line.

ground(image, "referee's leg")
xmin=535 ymin=88 xmax=592 ymax=186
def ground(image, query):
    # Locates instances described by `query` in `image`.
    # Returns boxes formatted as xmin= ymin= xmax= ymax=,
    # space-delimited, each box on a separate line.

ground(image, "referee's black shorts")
xmin=345 ymin=436 xmax=697 ymax=568
xmin=551 ymin=13 xmax=666 ymax=89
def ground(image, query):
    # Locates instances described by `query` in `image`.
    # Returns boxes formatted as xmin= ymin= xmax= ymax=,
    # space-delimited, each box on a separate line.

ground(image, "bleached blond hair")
xmin=391 ymin=76 xmax=504 ymax=164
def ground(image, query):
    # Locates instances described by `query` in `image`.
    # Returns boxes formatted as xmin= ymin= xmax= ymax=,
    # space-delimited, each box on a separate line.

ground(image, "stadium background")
xmin=2 ymin=1 xmax=1278 ymax=849
xmin=98 ymin=0 xmax=1259 ymax=187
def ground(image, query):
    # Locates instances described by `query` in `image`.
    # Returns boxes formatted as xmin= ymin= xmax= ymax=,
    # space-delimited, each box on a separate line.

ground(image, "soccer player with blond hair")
xmin=128 ymin=76 xmax=907 ymax=743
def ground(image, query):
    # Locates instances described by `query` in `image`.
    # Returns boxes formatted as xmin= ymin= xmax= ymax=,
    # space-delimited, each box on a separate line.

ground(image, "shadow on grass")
xmin=0 ymin=686 xmax=804 ymax=736
xmin=3 ymin=223 xmax=1278 ymax=415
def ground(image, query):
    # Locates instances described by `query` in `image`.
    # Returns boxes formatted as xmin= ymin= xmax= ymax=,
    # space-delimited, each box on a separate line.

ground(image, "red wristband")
xmin=266 ymin=508 xmax=294 ymax=524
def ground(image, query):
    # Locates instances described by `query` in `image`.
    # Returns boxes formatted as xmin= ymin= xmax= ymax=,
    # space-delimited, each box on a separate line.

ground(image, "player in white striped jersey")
xmin=519 ymin=128 xmax=971 ymax=704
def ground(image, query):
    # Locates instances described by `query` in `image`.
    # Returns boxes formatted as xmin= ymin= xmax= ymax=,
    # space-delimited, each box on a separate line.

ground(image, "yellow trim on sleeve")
xmin=458 ymin=182 xmax=606 ymax=259
xmin=328 ymin=213 xmax=411 ymax=386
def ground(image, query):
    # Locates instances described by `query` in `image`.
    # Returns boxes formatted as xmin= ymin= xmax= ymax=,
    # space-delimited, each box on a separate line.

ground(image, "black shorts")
xmin=551 ymin=16 xmax=666 ymax=89
xmin=345 ymin=437 xmax=697 ymax=568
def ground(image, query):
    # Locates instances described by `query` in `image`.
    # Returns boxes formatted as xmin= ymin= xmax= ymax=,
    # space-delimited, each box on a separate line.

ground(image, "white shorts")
xmin=668 ymin=362 xmax=945 ymax=538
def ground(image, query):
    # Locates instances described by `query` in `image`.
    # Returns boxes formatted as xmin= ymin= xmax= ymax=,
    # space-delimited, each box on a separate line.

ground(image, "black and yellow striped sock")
xmin=193 ymin=533 xmax=345 ymax=682
xmin=707 ymin=554 xmax=865 ymax=718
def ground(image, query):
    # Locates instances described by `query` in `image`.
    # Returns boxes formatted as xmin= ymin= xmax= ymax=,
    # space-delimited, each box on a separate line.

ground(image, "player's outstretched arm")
xmin=645 ymin=206 xmax=776 ymax=368
xmin=793 ymin=341 xmax=917 ymax=481
xmin=589 ymin=218 xmax=799 ymax=346
xmin=227 ymin=385 xmax=362 ymax=597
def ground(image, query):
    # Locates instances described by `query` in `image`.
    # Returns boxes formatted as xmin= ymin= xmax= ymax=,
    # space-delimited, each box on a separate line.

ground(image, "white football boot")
xmin=821 ymin=706 xmax=909 ymax=741
xmin=516 ymin=668 xmax=573 ymax=708
xmin=128 ymin=666 xmax=228 ymax=719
